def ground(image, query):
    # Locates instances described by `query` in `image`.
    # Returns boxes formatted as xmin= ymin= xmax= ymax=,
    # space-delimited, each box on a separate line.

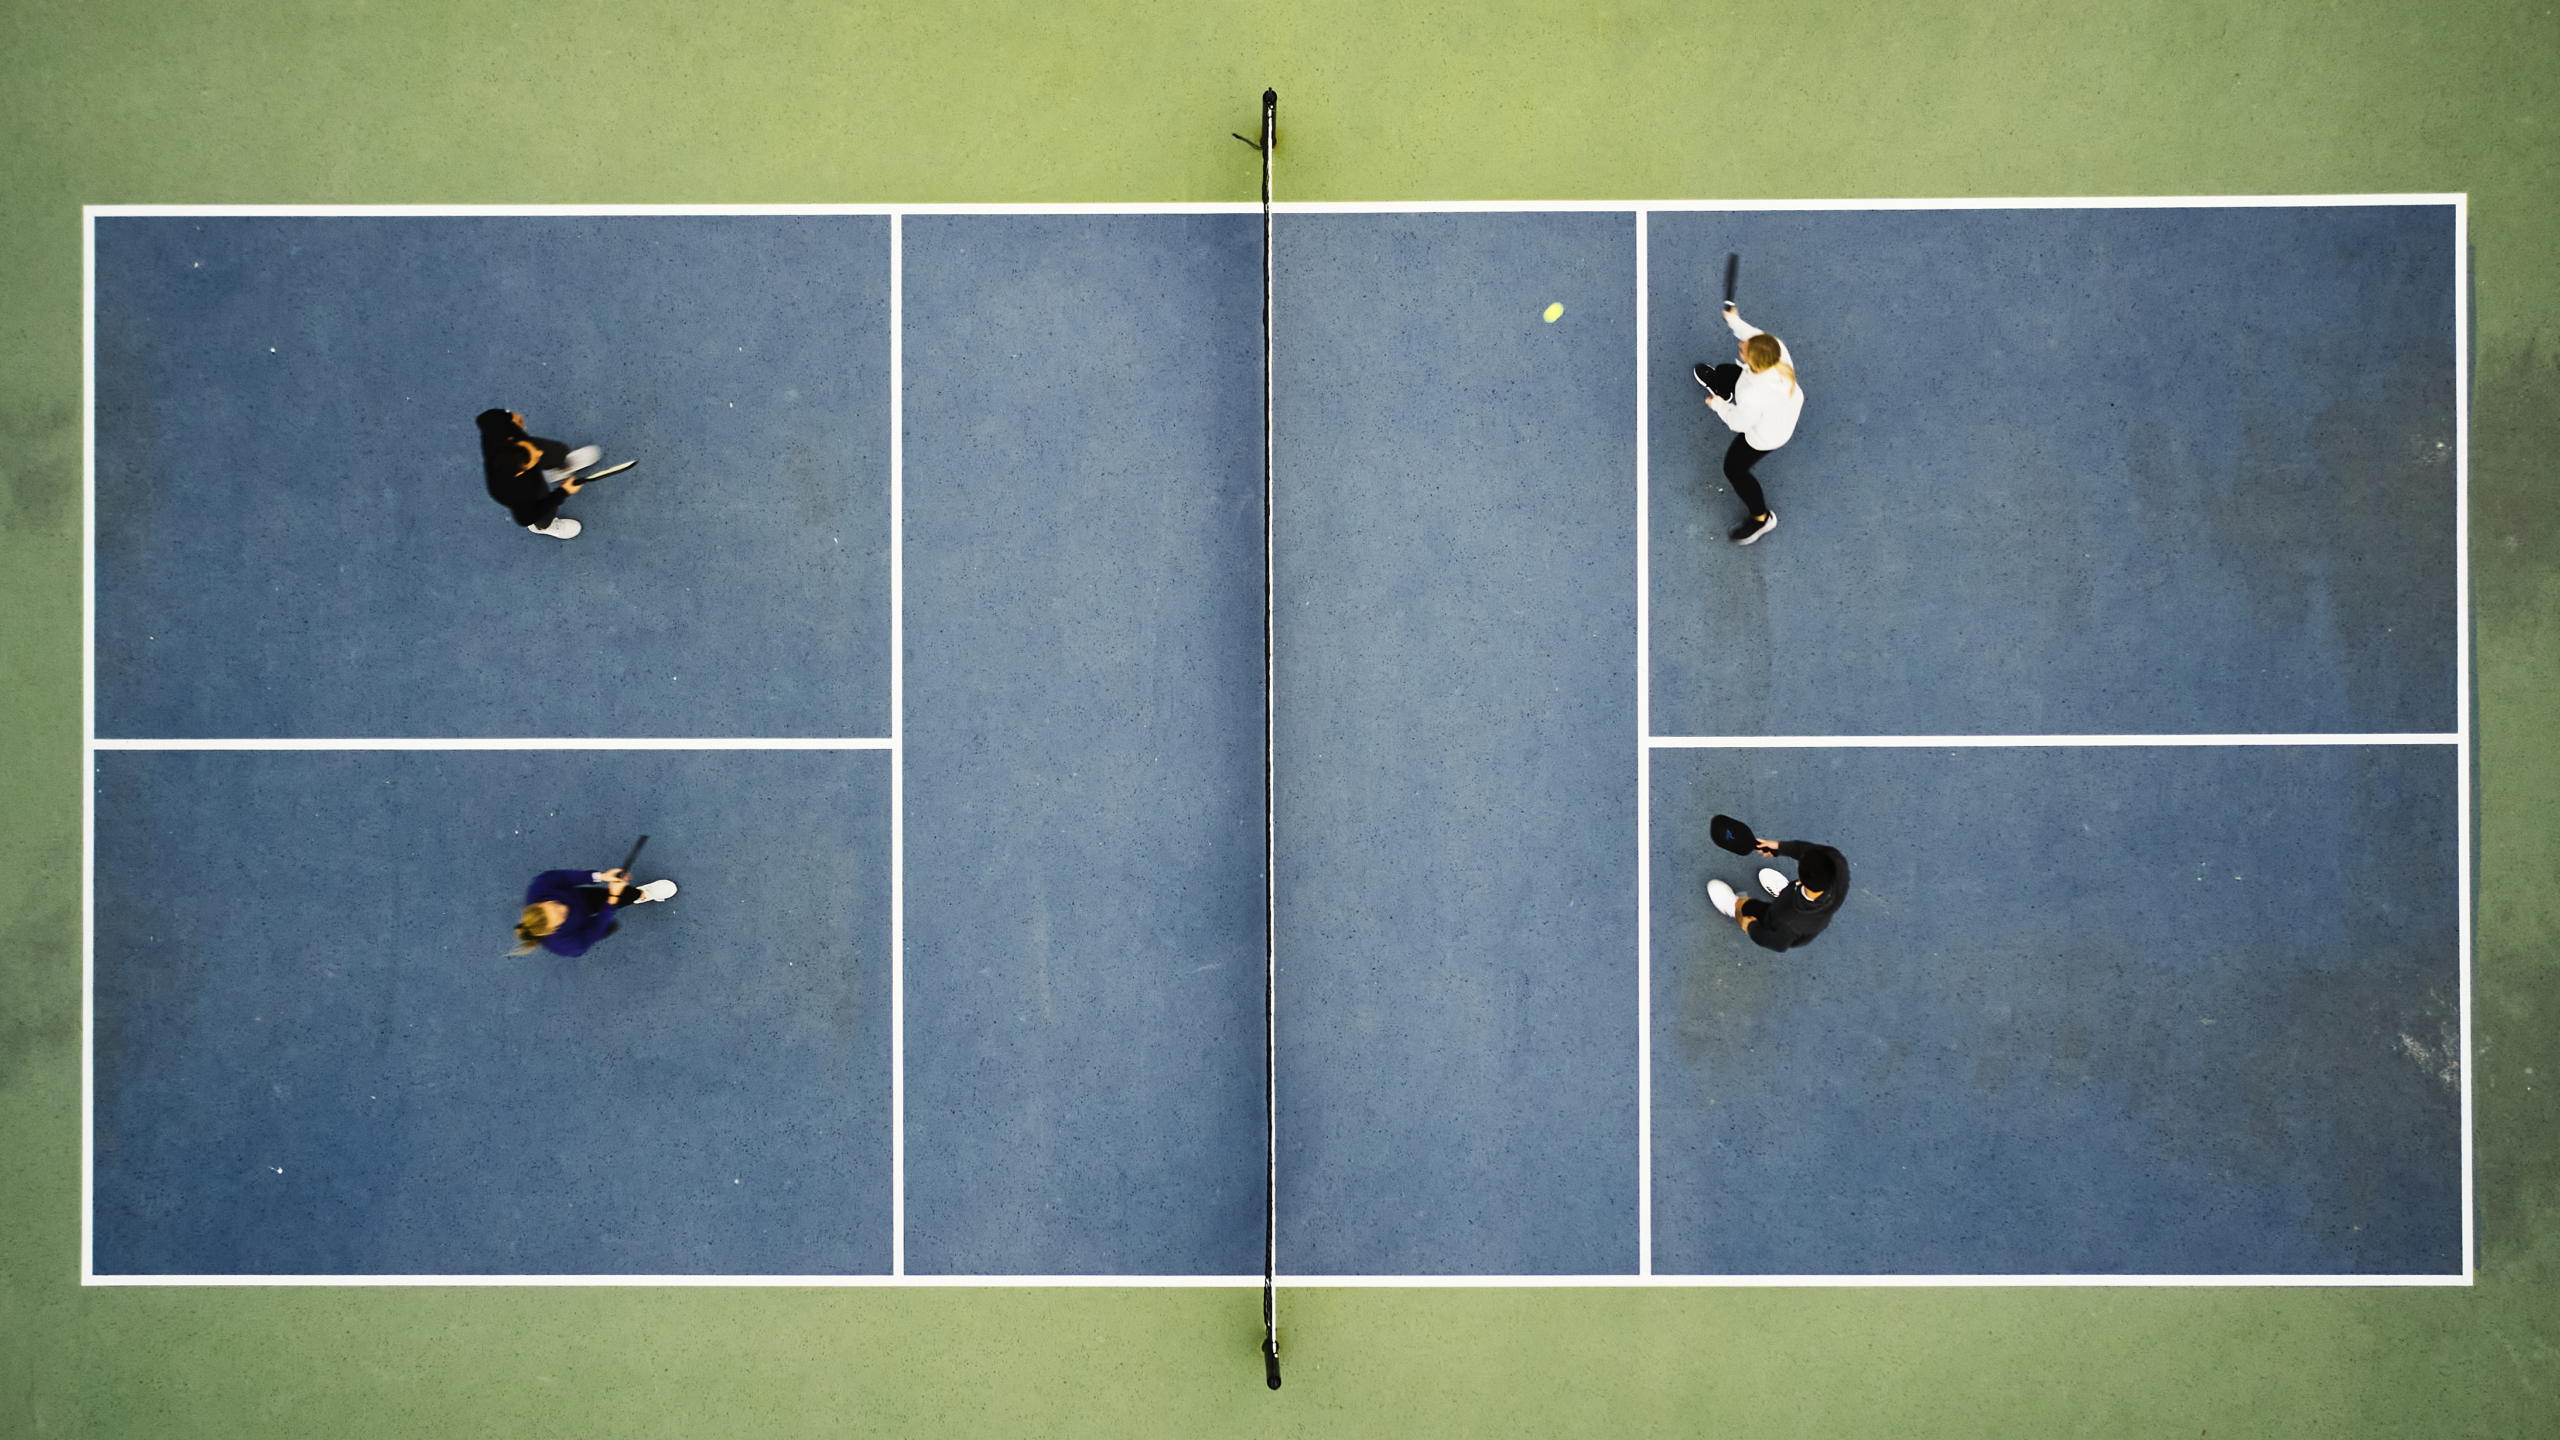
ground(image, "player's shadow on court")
xmin=1673 ymin=928 xmax=1814 ymax=1065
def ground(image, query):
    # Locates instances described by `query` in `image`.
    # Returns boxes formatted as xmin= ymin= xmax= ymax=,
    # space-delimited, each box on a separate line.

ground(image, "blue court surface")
xmin=1647 ymin=206 xmax=2457 ymax=738
xmin=93 ymin=748 xmax=891 ymax=1274
xmin=900 ymin=214 xmax=1268 ymax=1275
xmin=92 ymin=217 xmax=892 ymax=739
xmin=88 ymin=202 xmax=2466 ymax=1280
xmin=1275 ymin=213 xmax=1638 ymax=1275
xmin=1651 ymin=743 xmax=2461 ymax=1275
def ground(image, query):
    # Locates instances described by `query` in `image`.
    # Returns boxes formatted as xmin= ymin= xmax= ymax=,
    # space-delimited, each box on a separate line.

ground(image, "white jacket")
xmin=1707 ymin=309 xmax=1803 ymax=450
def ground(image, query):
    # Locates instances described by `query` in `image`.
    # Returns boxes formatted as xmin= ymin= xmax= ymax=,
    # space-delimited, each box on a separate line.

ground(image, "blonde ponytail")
xmin=511 ymin=903 xmax=560 ymax=956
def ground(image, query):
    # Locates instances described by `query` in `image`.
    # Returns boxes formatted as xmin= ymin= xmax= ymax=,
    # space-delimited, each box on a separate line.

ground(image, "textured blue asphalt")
xmin=1273 ymin=213 xmax=1639 ymax=1275
xmin=1651 ymin=743 xmax=2462 ymax=1274
xmin=1647 ymin=205 xmax=2458 ymax=737
xmin=89 ymin=207 xmax=2463 ymax=1279
xmin=93 ymin=216 xmax=891 ymax=739
xmin=92 ymin=749 xmax=892 ymax=1275
xmin=900 ymin=215 xmax=1269 ymax=1275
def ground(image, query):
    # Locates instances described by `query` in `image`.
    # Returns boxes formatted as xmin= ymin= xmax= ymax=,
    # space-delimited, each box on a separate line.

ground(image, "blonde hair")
xmin=1743 ymin=332 xmax=1797 ymax=391
xmin=510 ymin=902 xmax=561 ymax=956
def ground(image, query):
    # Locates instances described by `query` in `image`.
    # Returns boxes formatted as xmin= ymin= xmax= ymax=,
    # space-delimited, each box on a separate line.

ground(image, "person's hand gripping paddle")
xmin=579 ymin=835 xmax=649 ymax=895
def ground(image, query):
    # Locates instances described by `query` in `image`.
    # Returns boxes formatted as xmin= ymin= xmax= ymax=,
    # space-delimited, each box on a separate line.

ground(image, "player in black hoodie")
xmin=478 ymin=408 xmax=605 ymax=539
xmin=1709 ymin=836 xmax=1849 ymax=953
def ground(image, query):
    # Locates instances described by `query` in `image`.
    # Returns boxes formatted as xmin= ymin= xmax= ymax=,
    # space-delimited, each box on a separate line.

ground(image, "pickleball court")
xmin=85 ymin=199 xmax=2467 ymax=1281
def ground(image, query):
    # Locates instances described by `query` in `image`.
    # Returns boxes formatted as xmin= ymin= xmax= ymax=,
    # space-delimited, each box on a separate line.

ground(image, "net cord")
xmin=1259 ymin=86 xmax=1280 ymax=1391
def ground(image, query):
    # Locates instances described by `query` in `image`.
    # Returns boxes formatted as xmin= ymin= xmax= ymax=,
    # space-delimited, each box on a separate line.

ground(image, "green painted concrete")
xmin=4 ymin=1 xmax=2554 ymax=1433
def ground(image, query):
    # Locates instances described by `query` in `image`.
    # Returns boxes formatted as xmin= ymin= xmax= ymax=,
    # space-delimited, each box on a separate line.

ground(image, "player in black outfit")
xmin=477 ymin=408 xmax=600 ymax=538
xmin=1710 ymin=836 xmax=1849 ymax=953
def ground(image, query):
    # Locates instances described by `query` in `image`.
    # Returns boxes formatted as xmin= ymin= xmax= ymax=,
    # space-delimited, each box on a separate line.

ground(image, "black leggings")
xmin=1724 ymin=433 xmax=1771 ymax=522
xmin=1701 ymin=362 xmax=1772 ymax=520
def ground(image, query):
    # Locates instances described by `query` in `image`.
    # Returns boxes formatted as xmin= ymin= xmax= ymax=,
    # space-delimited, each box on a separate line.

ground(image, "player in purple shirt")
xmin=511 ymin=866 xmax=678 ymax=957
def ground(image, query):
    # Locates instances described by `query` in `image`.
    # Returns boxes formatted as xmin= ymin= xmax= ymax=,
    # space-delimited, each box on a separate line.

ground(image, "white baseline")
xmin=81 ymin=1270 xmax=2467 ymax=1288
xmin=1651 ymin=733 xmax=2456 ymax=748
xmin=93 ymin=737 xmax=892 ymax=751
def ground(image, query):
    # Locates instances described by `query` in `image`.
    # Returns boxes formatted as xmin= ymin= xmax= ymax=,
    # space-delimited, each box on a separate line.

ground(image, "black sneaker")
xmin=1729 ymin=512 xmax=1777 ymax=545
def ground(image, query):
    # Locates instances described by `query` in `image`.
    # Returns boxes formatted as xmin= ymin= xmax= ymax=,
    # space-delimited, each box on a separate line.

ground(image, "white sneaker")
xmin=527 ymin=517 xmax=582 ymax=539
xmin=1707 ymin=879 xmax=1738 ymax=917
xmin=564 ymin=445 xmax=603 ymax=473
xmin=1759 ymin=867 xmax=1789 ymax=898
xmin=635 ymin=879 xmax=677 ymax=902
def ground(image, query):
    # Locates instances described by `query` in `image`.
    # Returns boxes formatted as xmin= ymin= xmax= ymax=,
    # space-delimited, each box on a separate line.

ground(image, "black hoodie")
xmin=477 ymin=408 xmax=570 ymax=528
xmin=1746 ymin=841 xmax=1849 ymax=953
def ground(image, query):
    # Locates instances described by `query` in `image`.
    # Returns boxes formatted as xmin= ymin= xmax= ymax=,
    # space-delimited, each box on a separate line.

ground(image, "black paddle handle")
xmin=1723 ymin=252 xmax=1738 ymax=304
xmin=616 ymin=835 xmax=648 ymax=875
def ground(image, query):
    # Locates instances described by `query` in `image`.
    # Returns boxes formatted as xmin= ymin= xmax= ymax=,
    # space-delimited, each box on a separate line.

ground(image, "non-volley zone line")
xmin=1651 ymin=733 xmax=2458 ymax=748
xmin=91 ymin=737 xmax=894 ymax=751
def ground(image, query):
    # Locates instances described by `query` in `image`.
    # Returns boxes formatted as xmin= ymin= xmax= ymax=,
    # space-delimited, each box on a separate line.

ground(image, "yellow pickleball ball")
xmin=1542 ymin=302 xmax=1565 ymax=323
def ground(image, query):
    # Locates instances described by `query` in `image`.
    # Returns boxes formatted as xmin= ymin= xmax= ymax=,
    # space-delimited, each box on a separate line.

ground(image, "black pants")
xmin=1724 ymin=433 xmax=1771 ymax=522
xmin=1700 ymin=362 xmax=1772 ymax=521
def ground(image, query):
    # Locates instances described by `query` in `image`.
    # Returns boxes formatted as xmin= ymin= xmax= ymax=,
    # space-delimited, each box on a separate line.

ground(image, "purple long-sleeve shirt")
xmin=525 ymin=869 xmax=623 ymax=956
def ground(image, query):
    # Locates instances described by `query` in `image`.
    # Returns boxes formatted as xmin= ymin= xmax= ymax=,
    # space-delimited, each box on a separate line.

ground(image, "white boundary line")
xmin=889 ymin=213 xmax=907 ymax=1278
xmin=1279 ymin=196 xmax=2469 ymax=214
xmin=2454 ymin=196 xmax=2475 ymax=1282
xmin=91 ymin=737 xmax=892 ymax=750
xmin=1651 ymin=733 xmax=2458 ymax=748
xmin=80 ymin=197 xmax=2472 ymax=1289
xmin=83 ymin=194 xmax=2465 ymax=220
xmin=80 ymin=211 xmax=98 ymax=1285
xmin=77 ymin=1271 xmax=2468 ymax=1287
xmin=85 ymin=204 xmax=1272 ymax=218
xmin=1633 ymin=211 xmax=1653 ymax=1278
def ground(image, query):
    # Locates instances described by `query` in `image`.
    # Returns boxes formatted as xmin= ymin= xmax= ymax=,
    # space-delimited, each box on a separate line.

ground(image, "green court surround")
xmin=4 ymin=1 xmax=2555 ymax=1434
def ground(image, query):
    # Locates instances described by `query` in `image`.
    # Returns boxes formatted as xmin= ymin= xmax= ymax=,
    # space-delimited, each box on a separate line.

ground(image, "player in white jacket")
xmin=1694 ymin=303 xmax=1803 ymax=545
